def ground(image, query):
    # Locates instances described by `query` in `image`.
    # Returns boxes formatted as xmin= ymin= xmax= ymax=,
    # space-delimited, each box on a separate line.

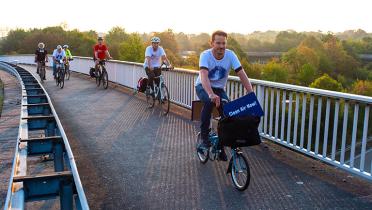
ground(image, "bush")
xmin=262 ymin=61 xmax=288 ymax=83
xmin=351 ymin=80 xmax=372 ymax=96
xmin=310 ymin=74 xmax=343 ymax=92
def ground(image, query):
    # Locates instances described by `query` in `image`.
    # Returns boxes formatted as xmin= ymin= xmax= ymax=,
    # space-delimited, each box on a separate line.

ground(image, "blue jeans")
xmin=195 ymin=84 xmax=229 ymax=141
xmin=52 ymin=63 xmax=56 ymax=76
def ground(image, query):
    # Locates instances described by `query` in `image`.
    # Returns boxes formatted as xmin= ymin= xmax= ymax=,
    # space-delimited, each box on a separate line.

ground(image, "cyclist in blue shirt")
xmin=195 ymin=30 xmax=254 ymax=161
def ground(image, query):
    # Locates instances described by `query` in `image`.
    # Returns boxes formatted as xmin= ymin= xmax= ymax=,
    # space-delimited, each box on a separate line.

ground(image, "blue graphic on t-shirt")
xmin=208 ymin=66 xmax=227 ymax=80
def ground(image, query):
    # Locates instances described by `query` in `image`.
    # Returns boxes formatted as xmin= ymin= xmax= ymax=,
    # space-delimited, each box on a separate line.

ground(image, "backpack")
xmin=89 ymin=67 xmax=95 ymax=77
xmin=137 ymin=77 xmax=148 ymax=92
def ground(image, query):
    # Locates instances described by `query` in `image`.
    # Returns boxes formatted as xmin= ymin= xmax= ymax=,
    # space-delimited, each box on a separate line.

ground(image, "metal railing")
xmin=0 ymin=61 xmax=89 ymax=210
xmin=1 ymin=55 xmax=371 ymax=181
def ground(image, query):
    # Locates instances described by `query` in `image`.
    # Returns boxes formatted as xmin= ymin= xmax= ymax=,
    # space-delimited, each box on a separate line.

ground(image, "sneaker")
xmin=218 ymin=148 xmax=228 ymax=161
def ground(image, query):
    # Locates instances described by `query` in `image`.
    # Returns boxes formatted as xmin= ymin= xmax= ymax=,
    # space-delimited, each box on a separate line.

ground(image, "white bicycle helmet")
xmin=38 ymin=42 xmax=45 ymax=49
xmin=151 ymin=37 xmax=160 ymax=43
xmin=63 ymin=45 xmax=69 ymax=49
xmin=57 ymin=45 xmax=62 ymax=50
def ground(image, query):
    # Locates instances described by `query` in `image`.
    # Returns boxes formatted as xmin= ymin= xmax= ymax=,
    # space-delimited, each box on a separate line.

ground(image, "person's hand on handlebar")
xmin=209 ymin=93 xmax=220 ymax=108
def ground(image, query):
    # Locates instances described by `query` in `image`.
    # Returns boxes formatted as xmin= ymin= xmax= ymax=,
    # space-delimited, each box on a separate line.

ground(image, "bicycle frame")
xmin=153 ymin=75 xmax=165 ymax=100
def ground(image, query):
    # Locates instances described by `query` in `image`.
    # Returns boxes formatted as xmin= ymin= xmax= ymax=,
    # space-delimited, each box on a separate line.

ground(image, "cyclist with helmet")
xmin=93 ymin=37 xmax=112 ymax=70
xmin=63 ymin=45 xmax=73 ymax=78
xmin=35 ymin=42 xmax=48 ymax=79
xmin=143 ymin=36 xmax=173 ymax=94
xmin=63 ymin=45 xmax=73 ymax=61
xmin=52 ymin=45 xmax=66 ymax=78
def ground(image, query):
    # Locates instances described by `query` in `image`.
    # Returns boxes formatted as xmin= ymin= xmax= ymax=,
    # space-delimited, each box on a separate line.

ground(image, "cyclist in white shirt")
xmin=52 ymin=45 xmax=66 ymax=78
xmin=195 ymin=30 xmax=254 ymax=161
xmin=143 ymin=37 xmax=173 ymax=94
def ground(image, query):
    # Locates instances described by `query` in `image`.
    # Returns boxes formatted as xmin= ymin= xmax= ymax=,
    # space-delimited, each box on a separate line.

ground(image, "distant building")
xmin=180 ymin=51 xmax=196 ymax=59
xmin=246 ymin=52 xmax=283 ymax=64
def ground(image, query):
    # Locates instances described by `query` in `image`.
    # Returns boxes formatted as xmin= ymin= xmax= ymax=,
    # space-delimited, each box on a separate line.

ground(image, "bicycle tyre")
xmin=160 ymin=84 xmax=170 ymax=115
xmin=102 ymin=68 xmax=108 ymax=89
xmin=56 ymin=68 xmax=60 ymax=86
xmin=146 ymin=89 xmax=155 ymax=108
xmin=231 ymin=153 xmax=250 ymax=191
xmin=59 ymin=70 xmax=65 ymax=89
xmin=196 ymin=132 xmax=209 ymax=164
xmin=96 ymin=68 xmax=101 ymax=87
xmin=65 ymin=64 xmax=70 ymax=80
xmin=40 ymin=66 xmax=45 ymax=83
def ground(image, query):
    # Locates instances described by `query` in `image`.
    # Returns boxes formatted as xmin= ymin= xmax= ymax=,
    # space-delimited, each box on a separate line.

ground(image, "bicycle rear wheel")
xmin=102 ymin=69 xmax=108 ymax=89
xmin=231 ymin=152 xmax=250 ymax=191
xmin=160 ymin=84 xmax=170 ymax=115
xmin=196 ymin=132 xmax=209 ymax=164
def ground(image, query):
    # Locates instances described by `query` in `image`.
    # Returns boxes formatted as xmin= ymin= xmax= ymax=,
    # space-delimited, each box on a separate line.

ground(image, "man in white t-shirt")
xmin=52 ymin=45 xmax=66 ymax=78
xmin=195 ymin=30 xmax=254 ymax=161
xmin=143 ymin=36 xmax=173 ymax=93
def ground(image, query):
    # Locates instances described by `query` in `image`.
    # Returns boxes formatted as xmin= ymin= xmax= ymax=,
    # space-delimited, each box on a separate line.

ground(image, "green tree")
xmin=351 ymin=80 xmax=372 ymax=96
xmin=105 ymin=27 xmax=129 ymax=59
xmin=118 ymin=33 xmax=145 ymax=63
xmin=298 ymin=63 xmax=316 ymax=86
xmin=310 ymin=74 xmax=343 ymax=92
xmin=262 ymin=61 xmax=288 ymax=83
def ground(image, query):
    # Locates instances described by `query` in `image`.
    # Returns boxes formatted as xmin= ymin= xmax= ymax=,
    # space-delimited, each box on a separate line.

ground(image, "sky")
xmin=1 ymin=0 xmax=371 ymax=34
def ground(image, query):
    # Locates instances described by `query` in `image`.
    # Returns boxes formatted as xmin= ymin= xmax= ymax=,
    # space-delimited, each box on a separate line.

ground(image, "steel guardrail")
xmin=0 ymin=61 xmax=89 ymax=210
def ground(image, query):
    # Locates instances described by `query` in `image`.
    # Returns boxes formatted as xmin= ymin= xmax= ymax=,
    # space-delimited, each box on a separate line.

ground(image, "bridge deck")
xmin=17 ymin=65 xmax=372 ymax=209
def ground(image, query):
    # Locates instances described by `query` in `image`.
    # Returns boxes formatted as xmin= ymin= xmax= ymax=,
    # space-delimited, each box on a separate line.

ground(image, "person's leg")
xmin=37 ymin=62 xmax=40 ymax=74
xmin=196 ymin=84 xmax=213 ymax=143
xmin=154 ymin=68 xmax=161 ymax=87
xmin=52 ymin=63 xmax=56 ymax=78
xmin=145 ymin=67 xmax=155 ymax=90
xmin=213 ymin=88 xmax=229 ymax=161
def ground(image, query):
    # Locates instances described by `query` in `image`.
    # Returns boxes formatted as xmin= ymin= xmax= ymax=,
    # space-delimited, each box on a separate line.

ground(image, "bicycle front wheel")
xmin=56 ymin=69 xmax=60 ymax=86
xmin=146 ymin=89 xmax=155 ymax=108
xmin=65 ymin=65 xmax=70 ymax=80
xmin=40 ymin=66 xmax=45 ymax=83
xmin=102 ymin=69 xmax=108 ymax=89
xmin=231 ymin=152 xmax=250 ymax=191
xmin=59 ymin=70 xmax=65 ymax=89
xmin=160 ymin=84 xmax=170 ymax=115
xmin=196 ymin=132 xmax=209 ymax=164
xmin=96 ymin=68 xmax=101 ymax=87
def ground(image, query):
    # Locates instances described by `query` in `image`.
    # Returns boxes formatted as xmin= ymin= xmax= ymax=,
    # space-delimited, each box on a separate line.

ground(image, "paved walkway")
xmin=18 ymin=65 xmax=372 ymax=210
xmin=0 ymin=70 xmax=21 ymax=209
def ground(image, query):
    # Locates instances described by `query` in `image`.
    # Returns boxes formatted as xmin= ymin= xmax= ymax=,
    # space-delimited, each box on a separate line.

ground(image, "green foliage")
xmin=118 ymin=33 xmax=145 ymax=63
xmin=310 ymin=74 xmax=343 ymax=92
xmin=105 ymin=27 xmax=129 ymax=59
xmin=351 ymin=80 xmax=372 ymax=96
xmin=262 ymin=61 xmax=288 ymax=82
xmin=243 ymin=61 xmax=262 ymax=79
xmin=298 ymin=63 xmax=317 ymax=86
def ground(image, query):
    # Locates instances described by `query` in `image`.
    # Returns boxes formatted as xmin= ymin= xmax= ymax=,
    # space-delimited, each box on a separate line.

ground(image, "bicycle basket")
xmin=137 ymin=77 xmax=148 ymax=92
xmin=218 ymin=115 xmax=261 ymax=147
